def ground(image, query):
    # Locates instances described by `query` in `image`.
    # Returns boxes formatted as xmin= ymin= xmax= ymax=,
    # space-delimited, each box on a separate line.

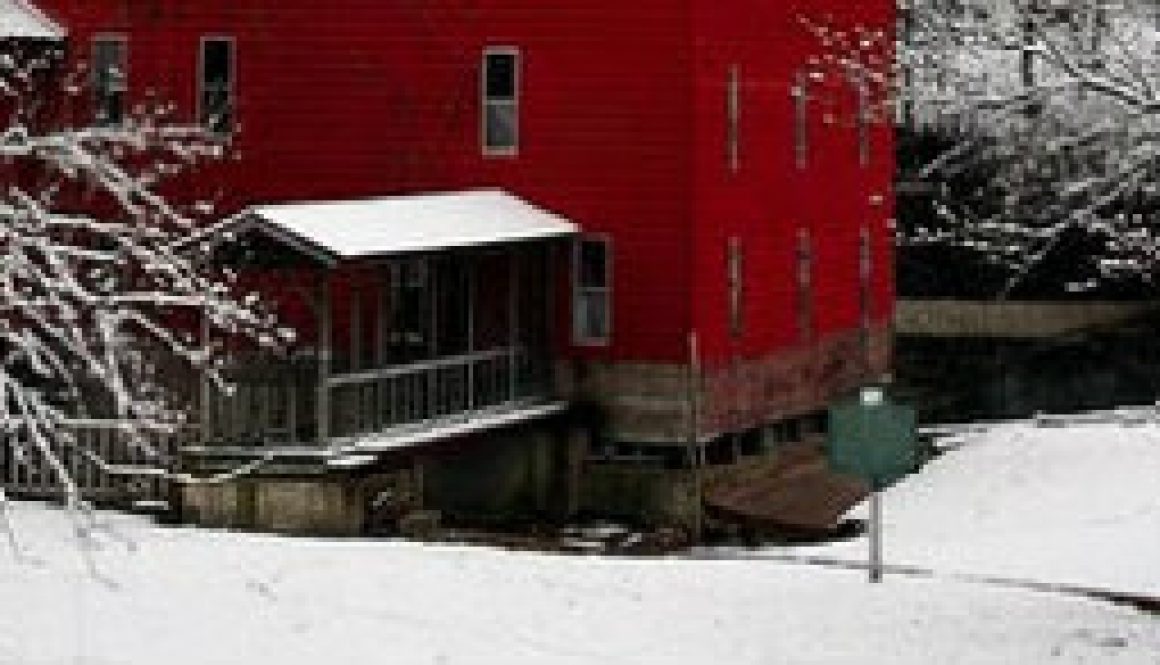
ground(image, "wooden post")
xmin=508 ymin=247 xmax=519 ymax=403
xmin=466 ymin=256 xmax=476 ymax=411
xmin=869 ymin=487 xmax=883 ymax=583
xmin=317 ymin=275 xmax=333 ymax=445
xmin=200 ymin=309 xmax=212 ymax=443
xmin=375 ymin=266 xmax=389 ymax=430
xmin=687 ymin=331 xmax=704 ymax=542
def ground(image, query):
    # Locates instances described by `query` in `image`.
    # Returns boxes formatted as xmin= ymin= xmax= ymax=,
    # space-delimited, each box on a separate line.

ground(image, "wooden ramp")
xmin=704 ymin=444 xmax=869 ymax=535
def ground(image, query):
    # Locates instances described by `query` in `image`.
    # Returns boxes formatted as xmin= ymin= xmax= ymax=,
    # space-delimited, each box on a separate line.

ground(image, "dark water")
xmin=895 ymin=325 xmax=1160 ymax=423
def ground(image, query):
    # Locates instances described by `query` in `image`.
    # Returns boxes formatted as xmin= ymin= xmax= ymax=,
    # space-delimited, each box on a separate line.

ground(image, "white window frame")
xmin=797 ymin=228 xmax=813 ymax=343
xmin=727 ymin=236 xmax=744 ymax=338
xmin=859 ymin=225 xmax=872 ymax=331
xmin=792 ymin=71 xmax=809 ymax=170
xmin=481 ymin=46 xmax=520 ymax=157
xmin=198 ymin=35 xmax=236 ymax=136
xmin=572 ymin=235 xmax=612 ymax=346
xmin=727 ymin=64 xmax=741 ymax=173
xmin=855 ymin=74 xmax=870 ymax=167
xmin=91 ymin=34 xmax=128 ymax=127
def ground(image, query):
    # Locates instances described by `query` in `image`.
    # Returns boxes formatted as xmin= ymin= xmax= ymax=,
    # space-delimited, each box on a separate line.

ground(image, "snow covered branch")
xmin=0 ymin=43 xmax=289 ymax=509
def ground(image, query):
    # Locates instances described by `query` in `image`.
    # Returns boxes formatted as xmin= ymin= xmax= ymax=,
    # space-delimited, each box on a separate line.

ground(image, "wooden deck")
xmin=704 ymin=443 xmax=869 ymax=535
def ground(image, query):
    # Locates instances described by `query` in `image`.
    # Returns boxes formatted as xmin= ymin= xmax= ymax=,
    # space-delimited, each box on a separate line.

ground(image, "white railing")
xmin=201 ymin=345 xmax=552 ymax=447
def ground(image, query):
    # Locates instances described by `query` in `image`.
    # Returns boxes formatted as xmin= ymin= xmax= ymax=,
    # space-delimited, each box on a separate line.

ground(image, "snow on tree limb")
xmin=806 ymin=1 xmax=1160 ymax=295
xmin=0 ymin=43 xmax=289 ymax=511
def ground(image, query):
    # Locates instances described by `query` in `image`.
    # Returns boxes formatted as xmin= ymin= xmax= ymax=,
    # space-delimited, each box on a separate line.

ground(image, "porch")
xmin=187 ymin=190 xmax=576 ymax=466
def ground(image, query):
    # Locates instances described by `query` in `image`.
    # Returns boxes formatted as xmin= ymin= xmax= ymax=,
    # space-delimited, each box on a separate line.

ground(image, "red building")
xmin=14 ymin=0 xmax=894 ymax=533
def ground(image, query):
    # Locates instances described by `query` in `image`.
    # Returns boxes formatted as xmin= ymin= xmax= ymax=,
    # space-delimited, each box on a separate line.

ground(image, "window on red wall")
xmin=797 ymin=228 xmax=813 ymax=343
xmin=727 ymin=65 xmax=740 ymax=173
xmin=91 ymin=36 xmax=127 ymax=126
xmin=792 ymin=71 xmax=809 ymax=170
xmin=199 ymin=37 xmax=235 ymax=136
xmin=727 ymin=237 xmax=744 ymax=337
xmin=482 ymin=47 xmax=519 ymax=156
xmin=573 ymin=237 xmax=611 ymax=345
xmin=859 ymin=225 xmax=872 ymax=332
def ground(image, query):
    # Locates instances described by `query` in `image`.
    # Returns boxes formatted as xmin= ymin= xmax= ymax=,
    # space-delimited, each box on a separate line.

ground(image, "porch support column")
xmin=467 ymin=255 xmax=476 ymax=411
xmin=375 ymin=265 xmax=389 ymax=431
xmin=317 ymin=273 xmax=333 ymax=445
xmin=508 ymin=247 xmax=520 ymax=403
xmin=200 ymin=306 xmax=212 ymax=443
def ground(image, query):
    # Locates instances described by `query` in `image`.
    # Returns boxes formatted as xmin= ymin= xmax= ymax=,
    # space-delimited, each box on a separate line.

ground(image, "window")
xmin=482 ymin=47 xmax=519 ymax=155
xmin=573 ymin=237 xmax=611 ymax=344
xmin=858 ymin=225 xmax=874 ymax=365
xmin=855 ymin=75 xmax=870 ymax=167
xmin=792 ymin=71 xmax=809 ymax=169
xmin=727 ymin=65 xmax=740 ymax=172
xmin=91 ymin=37 xmax=127 ymax=126
xmin=200 ymin=37 xmax=235 ymax=135
xmin=859 ymin=225 xmax=873 ymax=333
xmin=727 ymin=237 xmax=744 ymax=337
xmin=797 ymin=229 xmax=813 ymax=342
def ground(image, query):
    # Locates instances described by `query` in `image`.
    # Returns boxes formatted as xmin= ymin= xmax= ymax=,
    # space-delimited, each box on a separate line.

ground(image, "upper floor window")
xmin=573 ymin=237 xmax=611 ymax=345
xmin=482 ymin=47 xmax=519 ymax=155
xmin=855 ymin=76 xmax=870 ymax=167
xmin=727 ymin=65 xmax=740 ymax=173
xmin=792 ymin=71 xmax=809 ymax=170
xmin=859 ymin=225 xmax=872 ymax=331
xmin=727 ymin=236 xmax=744 ymax=337
xmin=797 ymin=228 xmax=813 ymax=343
xmin=91 ymin=36 xmax=127 ymax=126
xmin=200 ymin=37 xmax=235 ymax=135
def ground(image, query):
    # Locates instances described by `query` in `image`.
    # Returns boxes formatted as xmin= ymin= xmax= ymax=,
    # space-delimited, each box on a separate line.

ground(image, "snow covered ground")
xmin=782 ymin=418 xmax=1160 ymax=597
xmin=1 ymin=417 xmax=1158 ymax=665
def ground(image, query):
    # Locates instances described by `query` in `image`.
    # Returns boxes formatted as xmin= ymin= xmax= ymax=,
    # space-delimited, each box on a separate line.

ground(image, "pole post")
xmin=316 ymin=275 xmax=332 ymax=445
xmin=687 ymin=331 xmax=704 ymax=543
xmin=869 ymin=484 xmax=883 ymax=583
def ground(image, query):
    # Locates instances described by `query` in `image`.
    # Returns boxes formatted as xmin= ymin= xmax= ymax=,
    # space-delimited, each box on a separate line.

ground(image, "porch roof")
xmin=0 ymin=1 xmax=64 ymax=40
xmin=236 ymin=189 xmax=578 ymax=264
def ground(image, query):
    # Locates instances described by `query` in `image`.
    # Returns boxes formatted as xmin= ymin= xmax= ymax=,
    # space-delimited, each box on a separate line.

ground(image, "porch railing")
xmin=202 ymin=345 xmax=552 ymax=447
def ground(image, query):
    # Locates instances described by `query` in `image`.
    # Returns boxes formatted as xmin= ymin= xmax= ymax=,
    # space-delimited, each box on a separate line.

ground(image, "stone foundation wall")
xmin=572 ymin=324 xmax=892 ymax=444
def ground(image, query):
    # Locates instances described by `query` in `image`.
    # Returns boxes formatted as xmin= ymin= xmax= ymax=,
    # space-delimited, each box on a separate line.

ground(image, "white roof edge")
xmin=1 ymin=0 xmax=66 ymax=40
xmin=240 ymin=188 xmax=579 ymax=261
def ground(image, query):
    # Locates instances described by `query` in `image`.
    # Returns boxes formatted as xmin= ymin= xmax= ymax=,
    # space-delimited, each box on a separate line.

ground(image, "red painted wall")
xmin=688 ymin=0 xmax=895 ymax=367
xmin=31 ymin=0 xmax=893 ymax=372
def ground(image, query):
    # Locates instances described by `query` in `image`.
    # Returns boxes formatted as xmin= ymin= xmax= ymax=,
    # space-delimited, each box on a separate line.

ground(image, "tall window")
xmin=797 ymin=229 xmax=813 ymax=343
xmin=859 ymin=225 xmax=873 ymax=333
xmin=727 ymin=237 xmax=744 ymax=337
xmin=91 ymin=37 xmax=127 ymax=126
xmin=200 ymin=37 xmax=235 ymax=135
xmin=727 ymin=65 xmax=741 ymax=172
xmin=855 ymin=75 xmax=870 ymax=167
xmin=482 ymin=47 xmax=519 ymax=155
xmin=574 ymin=237 xmax=611 ymax=345
xmin=792 ymin=71 xmax=809 ymax=169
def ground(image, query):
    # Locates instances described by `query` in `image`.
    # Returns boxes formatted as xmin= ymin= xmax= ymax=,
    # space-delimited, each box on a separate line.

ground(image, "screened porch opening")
xmin=196 ymin=190 xmax=575 ymax=451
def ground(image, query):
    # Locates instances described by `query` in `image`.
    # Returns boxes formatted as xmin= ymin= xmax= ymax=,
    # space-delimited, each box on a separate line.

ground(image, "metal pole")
xmin=508 ymin=248 xmax=519 ymax=403
xmin=687 ymin=331 xmax=704 ymax=542
xmin=316 ymin=275 xmax=332 ymax=444
xmin=869 ymin=486 xmax=883 ymax=583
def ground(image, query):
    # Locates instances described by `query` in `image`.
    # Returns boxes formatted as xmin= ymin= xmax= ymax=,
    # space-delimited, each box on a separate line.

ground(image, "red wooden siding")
xmin=32 ymin=0 xmax=894 ymax=371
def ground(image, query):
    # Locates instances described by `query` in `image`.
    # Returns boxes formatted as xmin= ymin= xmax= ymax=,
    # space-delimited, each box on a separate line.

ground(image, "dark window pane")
xmin=201 ymin=39 xmax=234 ymax=133
xmin=203 ymin=39 xmax=232 ymax=86
xmin=579 ymin=240 xmax=608 ymax=289
xmin=92 ymin=39 xmax=126 ymax=126
xmin=485 ymin=52 xmax=516 ymax=100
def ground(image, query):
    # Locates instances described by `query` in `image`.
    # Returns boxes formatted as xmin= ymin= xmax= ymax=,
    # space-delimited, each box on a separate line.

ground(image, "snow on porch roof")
xmin=0 ymin=1 xmax=64 ymax=40
xmin=239 ymin=189 xmax=578 ymax=263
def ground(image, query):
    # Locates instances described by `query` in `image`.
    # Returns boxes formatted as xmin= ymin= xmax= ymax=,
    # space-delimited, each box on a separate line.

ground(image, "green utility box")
xmin=827 ymin=387 xmax=918 ymax=488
